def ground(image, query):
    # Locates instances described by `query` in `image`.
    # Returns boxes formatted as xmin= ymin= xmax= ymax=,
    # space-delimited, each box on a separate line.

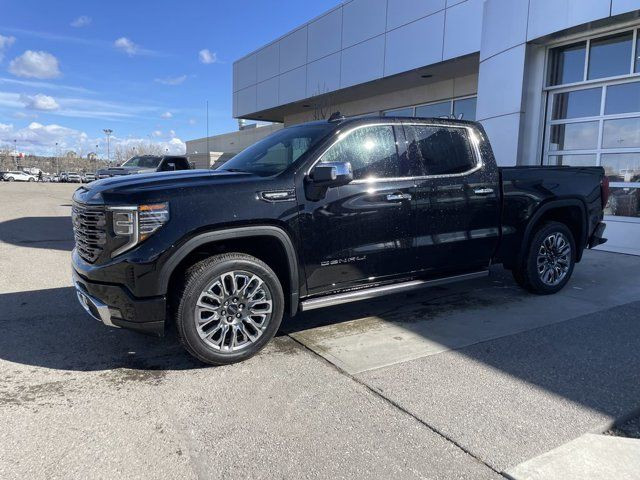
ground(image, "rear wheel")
xmin=512 ymin=221 xmax=575 ymax=295
xmin=28 ymin=177 xmax=35 ymax=182
xmin=7 ymin=177 xmax=14 ymax=182
xmin=175 ymin=253 xmax=284 ymax=365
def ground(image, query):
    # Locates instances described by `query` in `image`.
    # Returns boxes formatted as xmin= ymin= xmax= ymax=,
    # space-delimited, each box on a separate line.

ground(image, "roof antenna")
xmin=328 ymin=111 xmax=345 ymax=122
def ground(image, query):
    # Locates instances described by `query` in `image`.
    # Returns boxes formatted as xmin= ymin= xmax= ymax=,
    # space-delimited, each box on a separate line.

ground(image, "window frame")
xmin=310 ymin=121 xmax=483 ymax=184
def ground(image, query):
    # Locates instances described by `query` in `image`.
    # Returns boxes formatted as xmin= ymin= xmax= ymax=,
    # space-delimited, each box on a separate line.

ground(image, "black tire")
xmin=175 ymin=252 xmax=284 ymax=365
xmin=7 ymin=177 xmax=14 ymax=182
xmin=512 ymin=221 xmax=576 ymax=295
xmin=28 ymin=177 xmax=35 ymax=182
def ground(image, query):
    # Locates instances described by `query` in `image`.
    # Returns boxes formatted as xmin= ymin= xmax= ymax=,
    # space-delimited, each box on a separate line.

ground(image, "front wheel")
xmin=512 ymin=221 xmax=576 ymax=295
xmin=7 ymin=177 xmax=14 ymax=182
xmin=28 ymin=177 xmax=35 ymax=182
xmin=175 ymin=253 xmax=284 ymax=365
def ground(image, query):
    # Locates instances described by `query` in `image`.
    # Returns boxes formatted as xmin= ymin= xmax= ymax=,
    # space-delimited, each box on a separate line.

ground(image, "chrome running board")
xmin=299 ymin=270 xmax=488 ymax=312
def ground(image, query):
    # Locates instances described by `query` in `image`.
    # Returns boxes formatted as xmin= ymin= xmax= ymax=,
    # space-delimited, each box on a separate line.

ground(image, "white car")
xmin=3 ymin=171 xmax=36 ymax=182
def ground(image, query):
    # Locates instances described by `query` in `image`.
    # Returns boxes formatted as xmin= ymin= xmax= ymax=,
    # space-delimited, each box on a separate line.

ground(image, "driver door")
xmin=299 ymin=124 xmax=416 ymax=295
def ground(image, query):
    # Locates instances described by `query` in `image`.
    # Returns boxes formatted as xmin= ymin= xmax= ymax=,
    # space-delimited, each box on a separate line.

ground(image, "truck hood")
xmin=74 ymin=169 xmax=254 ymax=204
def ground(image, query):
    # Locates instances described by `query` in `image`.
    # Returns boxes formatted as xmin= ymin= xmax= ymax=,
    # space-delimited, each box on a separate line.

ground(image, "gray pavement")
xmin=1 ymin=182 xmax=639 ymax=479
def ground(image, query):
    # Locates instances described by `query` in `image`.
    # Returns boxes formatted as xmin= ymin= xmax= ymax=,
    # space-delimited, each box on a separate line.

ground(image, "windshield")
xmin=122 ymin=156 xmax=162 ymax=168
xmin=219 ymin=124 xmax=334 ymax=176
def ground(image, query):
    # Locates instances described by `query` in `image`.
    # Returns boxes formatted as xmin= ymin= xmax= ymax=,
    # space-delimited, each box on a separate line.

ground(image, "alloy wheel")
xmin=194 ymin=270 xmax=273 ymax=352
xmin=536 ymin=232 xmax=572 ymax=286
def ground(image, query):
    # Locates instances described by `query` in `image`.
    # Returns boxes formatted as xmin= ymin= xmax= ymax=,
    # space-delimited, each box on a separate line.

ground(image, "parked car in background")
xmin=82 ymin=173 xmax=97 ymax=183
xmin=66 ymin=172 xmax=82 ymax=183
xmin=72 ymin=116 xmax=609 ymax=366
xmin=96 ymin=155 xmax=190 ymax=179
xmin=3 ymin=170 xmax=37 ymax=182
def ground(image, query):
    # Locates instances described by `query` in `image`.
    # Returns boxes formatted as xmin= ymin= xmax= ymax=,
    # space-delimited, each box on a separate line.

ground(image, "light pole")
xmin=13 ymin=139 xmax=17 ymax=168
xmin=103 ymin=129 xmax=113 ymax=164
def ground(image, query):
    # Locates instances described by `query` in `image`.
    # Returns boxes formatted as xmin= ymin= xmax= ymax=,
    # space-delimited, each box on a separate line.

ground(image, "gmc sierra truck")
xmin=71 ymin=116 xmax=608 ymax=365
xmin=96 ymin=155 xmax=190 ymax=179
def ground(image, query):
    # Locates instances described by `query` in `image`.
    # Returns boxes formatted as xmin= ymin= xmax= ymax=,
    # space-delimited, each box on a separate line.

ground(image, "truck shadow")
xmin=0 ymin=216 xmax=74 ymax=251
xmin=0 ymin=286 xmax=202 ymax=371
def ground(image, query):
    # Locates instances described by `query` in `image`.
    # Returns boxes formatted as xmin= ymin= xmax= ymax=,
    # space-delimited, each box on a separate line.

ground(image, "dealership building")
xmin=226 ymin=0 xmax=640 ymax=255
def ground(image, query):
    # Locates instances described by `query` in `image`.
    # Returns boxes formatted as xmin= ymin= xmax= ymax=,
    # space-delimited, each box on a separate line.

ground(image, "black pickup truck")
xmin=72 ymin=116 xmax=608 ymax=365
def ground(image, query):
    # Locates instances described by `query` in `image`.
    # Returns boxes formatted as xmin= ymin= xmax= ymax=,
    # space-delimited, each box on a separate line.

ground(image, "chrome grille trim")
xmin=72 ymin=202 xmax=106 ymax=263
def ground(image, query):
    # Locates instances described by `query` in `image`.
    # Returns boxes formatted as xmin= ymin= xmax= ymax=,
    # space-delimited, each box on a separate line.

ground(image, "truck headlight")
xmin=108 ymin=203 xmax=169 ymax=257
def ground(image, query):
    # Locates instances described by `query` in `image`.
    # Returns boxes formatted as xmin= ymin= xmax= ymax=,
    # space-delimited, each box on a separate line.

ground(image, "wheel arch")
xmin=159 ymin=226 xmax=300 ymax=317
xmin=518 ymin=199 xmax=588 ymax=266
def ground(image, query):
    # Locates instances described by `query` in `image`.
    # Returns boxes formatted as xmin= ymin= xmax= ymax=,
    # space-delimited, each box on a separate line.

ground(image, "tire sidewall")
xmin=525 ymin=222 xmax=576 ymax=294
xmin=178 ymin=257 xmax=284 ymax=364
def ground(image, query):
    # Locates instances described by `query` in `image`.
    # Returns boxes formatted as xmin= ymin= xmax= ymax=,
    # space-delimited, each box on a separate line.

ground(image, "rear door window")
xmin=403 ymin=125 xmax=477 ymax=176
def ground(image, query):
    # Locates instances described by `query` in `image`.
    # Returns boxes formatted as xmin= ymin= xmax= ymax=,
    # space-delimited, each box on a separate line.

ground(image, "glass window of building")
xmin=605 ymin=81 xmax=640 ymax=115
xmin=453 ymin=97 xmax=477 ymax=121
xmin=416 ymin=101 xmax=451 ymax=118
xmin=552 ymin=88 xmax=602 ymax=120
xmin=547 ymin=42 xmax=587 ymax=86
xmin=383 ymin=107 xmax=414 ymax=117
xmin=587 ymin=32 xmax=634 ymax=80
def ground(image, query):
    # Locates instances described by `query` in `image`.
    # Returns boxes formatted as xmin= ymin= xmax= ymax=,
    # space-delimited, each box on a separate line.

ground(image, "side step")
xmin=299 ymin=270 xmax=488 ymax=312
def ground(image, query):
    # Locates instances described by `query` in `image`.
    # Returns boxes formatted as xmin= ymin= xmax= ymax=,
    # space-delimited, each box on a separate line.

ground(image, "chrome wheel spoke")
xmin=194 ymin=269 xmax=273 ymax=353
xmin=536 ymin=232 xmax=572 ymax=286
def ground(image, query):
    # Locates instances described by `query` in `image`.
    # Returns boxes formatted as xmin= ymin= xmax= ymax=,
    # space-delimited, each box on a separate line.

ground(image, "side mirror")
xmin=310 ymin=161 xmax=353 ymax=187
xmin=306 ymin=161 xmax=353 ymax=201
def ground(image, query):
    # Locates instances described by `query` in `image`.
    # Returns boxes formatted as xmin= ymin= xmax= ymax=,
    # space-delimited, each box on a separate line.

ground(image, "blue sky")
xmin=0 ymin=0 xmax=339 ymax=156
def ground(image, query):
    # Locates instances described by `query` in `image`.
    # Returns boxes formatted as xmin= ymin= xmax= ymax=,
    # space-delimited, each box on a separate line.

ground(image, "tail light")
xmin=601 ymin=176 xmax=610 ymax=209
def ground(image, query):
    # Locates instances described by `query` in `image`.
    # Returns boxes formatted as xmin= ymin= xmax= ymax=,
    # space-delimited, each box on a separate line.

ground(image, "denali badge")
xmin=321 ymin=256 xmax=366 ymax=267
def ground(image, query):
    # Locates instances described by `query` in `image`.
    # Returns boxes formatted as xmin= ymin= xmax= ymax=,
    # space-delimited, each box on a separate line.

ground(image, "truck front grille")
xmin=72 ymin=202 xmax=107 ymax=263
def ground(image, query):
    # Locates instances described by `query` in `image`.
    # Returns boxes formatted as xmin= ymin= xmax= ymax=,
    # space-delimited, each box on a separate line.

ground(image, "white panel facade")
xmin=235 ymin=54 xmax=257 ymax=91
xmin=278 ymin=66 xmax=307 ymax=105
xmin=256 ymin=76 xmax=279 ymax=111
xmin=443 ymin=0 xmax=484 ymax=60
xmin=386 ymin=0 xmax=445 ymax=31
xmin=341 ymin=0 xmax=387 ymax=48
xmin=340 ymin=35 xmax=385 ymax=88
xmin=527 ymin=0 xmax=612 ymax=41
xmin=480 ymin=113 xmax=523 ymax=166
xmin=279 ymin=27 xmax=308 ymax=74
xmin=384 ymin=12 xmax=444 ymax=76
xmin=307 ymin=52 xmax=341 ymax=97
xmin=307 ymin=8 xmax=343 ymax=62
xmin=236 ymin=86 xmax=256 ymax=116
xmin=476 ymin=44 xmax=527 ymax=121
xmin=256 ymin=43 xmax=279 ymax=82
xmin=480 ymin=0 xmax=529 ymax=61
xmin=611 ymin=0 xmax=640 ymax=15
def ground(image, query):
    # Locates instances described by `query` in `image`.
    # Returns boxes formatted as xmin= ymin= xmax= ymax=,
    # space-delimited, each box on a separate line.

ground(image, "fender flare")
xmin=518 ymin=199 xmax=588 ymax=266
xmin=159 ymin=225 xmax=300 ymax=316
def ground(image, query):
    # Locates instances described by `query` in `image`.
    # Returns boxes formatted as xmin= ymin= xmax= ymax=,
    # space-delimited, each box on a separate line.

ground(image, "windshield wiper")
xmin=223 ymin=168 xmax=252 ymax=173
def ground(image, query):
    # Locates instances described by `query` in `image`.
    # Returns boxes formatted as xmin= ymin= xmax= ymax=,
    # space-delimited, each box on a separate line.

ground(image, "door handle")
xmin=473 ymin=188 xmax=494 ymax=196
xmin=386 ymin=193 xmax=412 ymax=201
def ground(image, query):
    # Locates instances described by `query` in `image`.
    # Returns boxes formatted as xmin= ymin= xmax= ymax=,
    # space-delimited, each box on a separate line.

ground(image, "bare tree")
xmin=113 ymin=142 xmax=165 ymax=164
xmin=310 ymin=83 xmax=336 ymax=121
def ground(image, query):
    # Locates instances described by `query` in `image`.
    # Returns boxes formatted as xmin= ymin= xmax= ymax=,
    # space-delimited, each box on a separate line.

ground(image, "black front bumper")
xmin=72 ymin=269 xmax=166 ymax=336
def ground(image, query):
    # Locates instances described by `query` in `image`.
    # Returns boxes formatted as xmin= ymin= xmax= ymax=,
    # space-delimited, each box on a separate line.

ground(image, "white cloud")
xmin=70 ymin=15 xmax=92 ymax=27
xmin=0 ymin=121 xmax=86 ymax=151
xmin=8 ymin=50 xmax=61 ymax=79
xmin=188 ymin=118 xmax=197 ymax=125
xmin=0 ymin=34 xmax=16 ymax=61
xmin=169 ymin=129 xmax=176 ymax=138
xmin=21 ymin=93 xmax=60 ymax=111
xmin=154 ymin=74 xmax=187 ymax=85
xmin=198 ymin=49 xmax=218 ymax=64
xmin=114 ymin=37 xmax=139 ymax=56
xmin=13 ymin=111 xmax=38 ymax=119
xmin=151 ymin=130 xmax=162 ymax=137
xmin=160 ymin=111 xmax=172 ymax=119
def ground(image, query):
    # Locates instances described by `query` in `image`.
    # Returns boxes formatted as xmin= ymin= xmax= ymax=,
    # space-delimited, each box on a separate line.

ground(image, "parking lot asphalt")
xmin=1 ymin=183 xmax=639 ymax=479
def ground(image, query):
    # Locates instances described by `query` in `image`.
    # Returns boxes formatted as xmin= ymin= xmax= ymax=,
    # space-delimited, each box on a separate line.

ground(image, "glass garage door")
xmin=544 ymin=29 xmax=640 ymax=254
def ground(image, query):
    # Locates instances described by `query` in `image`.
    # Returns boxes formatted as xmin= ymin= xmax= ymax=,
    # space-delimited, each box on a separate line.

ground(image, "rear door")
xmin=403 ymin=123 xmax=500 ymax=274
xmin=300 ymin=123 xmax=417 ymax=295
